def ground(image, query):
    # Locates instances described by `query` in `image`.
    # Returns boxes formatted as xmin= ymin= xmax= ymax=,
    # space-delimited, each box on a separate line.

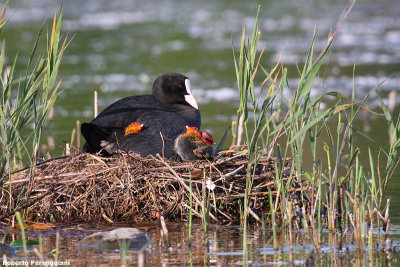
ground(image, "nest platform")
xmin=1 ymin=150 xmax=309 ymax=225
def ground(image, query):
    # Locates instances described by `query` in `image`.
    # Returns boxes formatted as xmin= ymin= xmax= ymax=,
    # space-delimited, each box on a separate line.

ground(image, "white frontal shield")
xmin=184 ymin=79 xmax=198 ymax=110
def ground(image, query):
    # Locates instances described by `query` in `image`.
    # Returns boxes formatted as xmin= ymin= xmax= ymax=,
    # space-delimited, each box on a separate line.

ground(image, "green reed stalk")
xmin=346 ymin=65 xmax=356 ymax=229
xmin=188 ymin=173 xmax=193 ymax=247
xmin=267 ymin=185 xmax=277 ymax=250
xmin=232 ymin=5 xmax=282 ymax=256
xmin=261 ymin=214 xmax=267 ymax=263
xmin=39 ymin=233 xmax=43 ymax=256
xmin=201 ymin=179 xmax=210 ymax=241
xmin=315 ymin=161 xmax=323 ymax=231
xmin=189 ymin=250 xmax=193 ymax=267
xmin=120 ymin=238 xmax=127 ymax=266
xmin=201 ymin=180 xmax=207 ymax=235
xmin=0 ymin=4 xmax=66 ymax=197
xmin=15 ymin=211 xmax=27 ymax=257
xmin=54 ymin=231 xmax=60 ymax=262
xmin=376 ymin=91 xmax=400 ymax=207
xmin=231 ymin=1 xmax=400 ymax=252
xmin=232 ymin=5 xmax=260 ymax=255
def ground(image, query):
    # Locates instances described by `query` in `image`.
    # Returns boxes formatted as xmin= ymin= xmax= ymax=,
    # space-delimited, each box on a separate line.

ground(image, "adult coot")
xmin=174 ymin=126 xmax=214 ymax=160
xmin=81 ymin=72 xmax=201 ymax=158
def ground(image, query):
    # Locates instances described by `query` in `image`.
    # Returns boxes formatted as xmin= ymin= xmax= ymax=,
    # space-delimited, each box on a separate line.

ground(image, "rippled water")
xmin=7 ymin=1 xmax=400 ymax=131
xmin=2 ymin=223 xmax=400 ymax=266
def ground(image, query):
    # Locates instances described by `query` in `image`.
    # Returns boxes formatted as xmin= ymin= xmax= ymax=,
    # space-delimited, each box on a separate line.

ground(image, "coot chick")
xmin=81 ymin=72 xmax=200 ymax=158
xmin=195 ymin=130 xmax=214 ymax=160
xmin=174 ymin=126 xmax=214 ymax=160
xmin=100 ymin=121 xmax=144 ymax=153
xmin=124 ymin=122 xmax=144 ymax=136
xmin=200 ymin=130 xmax=214 ymax=146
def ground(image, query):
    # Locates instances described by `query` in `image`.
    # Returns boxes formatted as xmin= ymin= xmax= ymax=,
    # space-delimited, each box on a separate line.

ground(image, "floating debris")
xmin=78 ymin=227 xmax=149 ymax=252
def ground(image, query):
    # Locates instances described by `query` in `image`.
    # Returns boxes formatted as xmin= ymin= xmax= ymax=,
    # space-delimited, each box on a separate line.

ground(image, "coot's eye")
xmin=179 ymin=84 xmax=183 ymax=89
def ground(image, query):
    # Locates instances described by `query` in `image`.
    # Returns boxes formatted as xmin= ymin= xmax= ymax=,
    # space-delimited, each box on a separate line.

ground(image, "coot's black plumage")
xmin=81 ymin=72 xmax=201 ymax=158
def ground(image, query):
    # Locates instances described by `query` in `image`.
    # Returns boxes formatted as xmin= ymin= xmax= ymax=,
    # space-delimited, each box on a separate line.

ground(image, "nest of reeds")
xmin=1 ymin=149 xmax=311 ymax=225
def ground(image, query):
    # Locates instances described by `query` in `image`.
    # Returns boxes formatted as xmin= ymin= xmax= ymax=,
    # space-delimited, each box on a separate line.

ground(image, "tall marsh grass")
xmin=0 ymin=4 xmax=66 ymax=208
xmin=233 ymin=0 xmax=399 ymax=250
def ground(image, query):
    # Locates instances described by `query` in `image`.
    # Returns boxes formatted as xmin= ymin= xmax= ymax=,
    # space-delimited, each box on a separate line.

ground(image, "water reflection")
xmin=1 ymin=223 xmax=400 ymax=266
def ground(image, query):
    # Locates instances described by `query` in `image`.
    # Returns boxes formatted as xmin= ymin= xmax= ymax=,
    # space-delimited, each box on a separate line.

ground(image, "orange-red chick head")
xmin=184 ymin=126 xmax=202 ymax=140
xmin=201 ymin=130 xmax=214 ymax=145
xmin=124 ymin=122 xmax=144 ymax=136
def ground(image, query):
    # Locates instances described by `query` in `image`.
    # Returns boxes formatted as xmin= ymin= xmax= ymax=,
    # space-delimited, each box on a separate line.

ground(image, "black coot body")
xmin=81 ymin=72 xmax=200 ymax=158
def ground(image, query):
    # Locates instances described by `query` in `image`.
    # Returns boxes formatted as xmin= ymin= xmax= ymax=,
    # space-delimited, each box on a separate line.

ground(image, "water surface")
xmin=6 ymin=0 xmax=399 ymax=143
xmin=2 ymin=223 xmax=400 ymax=266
